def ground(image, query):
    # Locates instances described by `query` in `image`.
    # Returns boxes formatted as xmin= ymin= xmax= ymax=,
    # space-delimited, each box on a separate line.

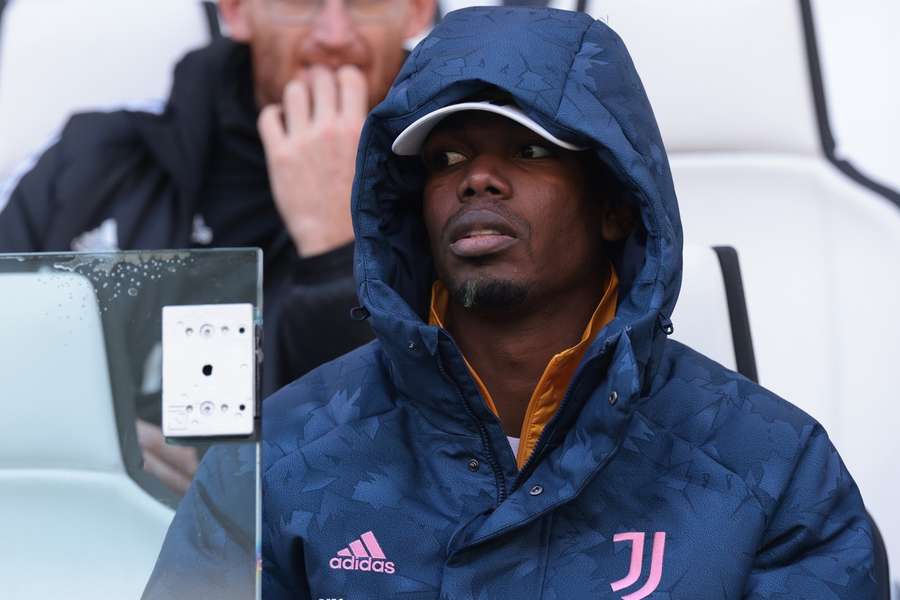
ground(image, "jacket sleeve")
xmin=0 ymin=138 xmax=65 ymax=252
xmin=261 ymin=439 xmax=313 ymax=600
xmin=743 ymin=425 xmax=878 ymax=598
xmin=261 ymin=513 xmax=313 ymax=600
xmin=141 ymin=443 xmax=257 ymax=600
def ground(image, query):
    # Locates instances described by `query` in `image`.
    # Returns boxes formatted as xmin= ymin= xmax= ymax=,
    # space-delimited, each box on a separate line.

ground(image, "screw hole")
xmin=202 ymin=364 xmax=213 ymax=376
xmin=239 ymin=327 xmax=246 ymax=334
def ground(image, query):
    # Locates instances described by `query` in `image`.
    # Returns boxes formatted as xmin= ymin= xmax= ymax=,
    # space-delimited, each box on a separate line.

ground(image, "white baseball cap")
xmin=391 ymin=100 xmax=588 ymax=156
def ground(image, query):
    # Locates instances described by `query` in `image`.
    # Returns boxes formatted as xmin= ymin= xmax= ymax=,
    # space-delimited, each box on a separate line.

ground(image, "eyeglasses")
xmin=263 ymin=0 xmax=403 ymax=24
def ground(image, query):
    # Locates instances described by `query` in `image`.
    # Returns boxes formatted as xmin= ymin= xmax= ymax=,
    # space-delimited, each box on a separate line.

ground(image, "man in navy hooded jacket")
xmin=259 ymin=7 xmax=877 ymax=598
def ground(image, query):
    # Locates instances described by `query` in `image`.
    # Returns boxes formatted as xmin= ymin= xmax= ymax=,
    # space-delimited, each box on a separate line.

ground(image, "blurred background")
xmin=1 ymin=0 xmax=898 ymax=596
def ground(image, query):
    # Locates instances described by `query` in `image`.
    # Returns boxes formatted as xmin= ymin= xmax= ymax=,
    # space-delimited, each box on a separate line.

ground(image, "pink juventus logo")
xmin=610 ymin=532 xmax=666 ymax=600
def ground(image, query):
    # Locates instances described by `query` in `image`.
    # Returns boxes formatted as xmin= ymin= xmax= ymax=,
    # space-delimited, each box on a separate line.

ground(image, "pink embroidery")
xmin=349 ymin=539 xmax=368 ymax=558
xmin=360 ymin=530 xmax=387 ymax=559
xmin=611 ymin=531 xmax=666 ymax=599
xmin=610 ymin=533 xmax=645 ymax=591
xmin=329 ymin=531 xmax=396 ymax=574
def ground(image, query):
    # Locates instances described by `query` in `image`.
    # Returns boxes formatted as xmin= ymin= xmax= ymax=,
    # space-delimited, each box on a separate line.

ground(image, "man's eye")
xmin=519 ymin=144 xmax=553 ymax=159
xmin=442 ymin=151 xmax=467 ymax=166
xmin=426 ymin=150 xmax=467 ymax=170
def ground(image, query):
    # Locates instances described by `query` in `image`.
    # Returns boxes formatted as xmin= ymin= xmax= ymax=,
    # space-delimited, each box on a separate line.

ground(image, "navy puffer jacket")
xmin=259 ymin=7 xmax=877 ymax=598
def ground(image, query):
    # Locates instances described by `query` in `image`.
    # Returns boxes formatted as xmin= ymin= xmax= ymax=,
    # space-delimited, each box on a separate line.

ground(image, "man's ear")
xmin=218 ymin=0 xmax=253 ymax=42
xmin=600 ymin=203 xmax=638 ymax=242
xmin=403 ymin=0 xmax=438 ymax=40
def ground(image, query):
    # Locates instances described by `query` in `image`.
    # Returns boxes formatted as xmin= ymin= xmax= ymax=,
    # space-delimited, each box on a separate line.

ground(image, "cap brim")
xmin=391 ymin=101 xmax=587 ymax=155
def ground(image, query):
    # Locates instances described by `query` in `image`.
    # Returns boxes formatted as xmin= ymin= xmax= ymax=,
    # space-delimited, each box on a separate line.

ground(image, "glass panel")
xmin=0 ymin=249 xmax=261 ymax=600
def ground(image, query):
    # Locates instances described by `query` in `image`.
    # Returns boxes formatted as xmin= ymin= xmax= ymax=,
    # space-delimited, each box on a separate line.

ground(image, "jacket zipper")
xmin=515 ymin=374 xmax=580 ymax=486
xmin=515 ymin=341 xmax=614 ymax=485
xmin=436 ymin=353 xmax=509 ymax=504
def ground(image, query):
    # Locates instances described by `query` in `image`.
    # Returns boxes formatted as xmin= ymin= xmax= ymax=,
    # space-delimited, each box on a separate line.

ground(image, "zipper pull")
xmin=349 ymin=305 xmax=370 ymax=321
xmin=657 ymin=313 xmax=674 ymax=335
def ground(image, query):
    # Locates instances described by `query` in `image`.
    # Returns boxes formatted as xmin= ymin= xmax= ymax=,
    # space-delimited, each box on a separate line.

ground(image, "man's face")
xmin=421 ymin=112 xmax=611 ymax=311
xmin=222 ymin=0 xmax=433 ymax=108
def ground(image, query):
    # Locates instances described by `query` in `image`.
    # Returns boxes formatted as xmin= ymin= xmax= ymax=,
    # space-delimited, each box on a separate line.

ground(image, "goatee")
xmin=451 ymin=278 xmax=529 ymax=310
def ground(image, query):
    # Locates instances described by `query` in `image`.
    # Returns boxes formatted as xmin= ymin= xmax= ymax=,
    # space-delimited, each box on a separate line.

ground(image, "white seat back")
xmin=0 ymin=271 xmax=173 ymax=599
xmin=0 ymin=0 xmax=212 ymax=181
xmin=0 ymin=273 xmax=123 ymax=469
xmin=583 ymin=1 xmax=820 ymax=155
xmin=813 ymin=0 xmax=900 ymax=192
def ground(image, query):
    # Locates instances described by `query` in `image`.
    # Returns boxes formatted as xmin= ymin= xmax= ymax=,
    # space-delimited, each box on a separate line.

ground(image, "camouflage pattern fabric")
xmin=257 ymin=7 xmax=877 ymax=598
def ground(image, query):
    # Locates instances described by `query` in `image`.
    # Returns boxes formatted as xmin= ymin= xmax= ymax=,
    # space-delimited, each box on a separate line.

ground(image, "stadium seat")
xmin=0 ymin=0 xmax=215 ymax=182
xmin=671 ymin=245 xmax=756 ymax=380
xmin=0 ymin=272 xmax=174 ymax=599
xmin=812 ymin=0 xmax=900 ymax=193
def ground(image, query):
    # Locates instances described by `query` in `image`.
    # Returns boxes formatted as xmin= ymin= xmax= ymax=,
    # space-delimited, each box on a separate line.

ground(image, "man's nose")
xmin=308 ymin=0 xmax=356 ymax=56
xmin=458 ymin=156 xmax=512 ymax=201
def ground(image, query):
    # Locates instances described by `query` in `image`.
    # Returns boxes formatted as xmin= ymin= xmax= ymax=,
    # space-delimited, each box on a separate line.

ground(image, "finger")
xmin=136 ymin=418 xmax=164 ymax=455
xmin=155 ymin=443 xmax=199 ymax=479
xmin=136 ymin=418 xmax=199 ymax=479
xmin=283 ymin=79 xmax=310 ymax=133
xmin=309 ymin=66 xmax=338 ymax=123
xmin=142 ymin=449 xmax=192 ymax=495
xmin=337 ymin=65 xmax=368 ymax=119
xmin=258 ymin=104 xmax=287 ymax=149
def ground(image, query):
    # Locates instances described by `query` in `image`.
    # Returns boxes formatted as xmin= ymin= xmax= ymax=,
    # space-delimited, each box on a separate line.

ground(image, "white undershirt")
xmin=507 ymin=436 xmax=520 ymax=456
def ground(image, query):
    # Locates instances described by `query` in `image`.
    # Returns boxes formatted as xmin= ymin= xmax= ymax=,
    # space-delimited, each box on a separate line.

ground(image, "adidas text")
xmin=328 ymin=556 xmax=396 ymax=574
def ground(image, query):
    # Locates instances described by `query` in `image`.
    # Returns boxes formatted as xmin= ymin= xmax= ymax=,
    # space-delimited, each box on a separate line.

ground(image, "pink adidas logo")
xmin=329 ymin=531 xmax=396 ymax=574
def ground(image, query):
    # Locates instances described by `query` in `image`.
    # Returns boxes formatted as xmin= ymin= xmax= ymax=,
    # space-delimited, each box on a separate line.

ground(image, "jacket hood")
xmin=352 ymin=7 xmax=682 ymax=390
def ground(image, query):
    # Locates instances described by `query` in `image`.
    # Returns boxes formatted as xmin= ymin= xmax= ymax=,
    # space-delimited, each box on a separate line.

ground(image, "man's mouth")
xmin=447 ymin=210 xmax=520 ymax=258
xmin=450 ymin=230 xmax=518 ymax=258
